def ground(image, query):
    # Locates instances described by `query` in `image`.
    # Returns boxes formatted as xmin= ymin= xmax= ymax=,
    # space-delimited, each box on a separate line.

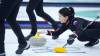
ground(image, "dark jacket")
xmin=51 ymin=17 xmax=91 ymax=36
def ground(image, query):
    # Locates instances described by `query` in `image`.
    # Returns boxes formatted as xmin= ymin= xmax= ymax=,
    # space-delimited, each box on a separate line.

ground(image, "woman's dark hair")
xmin=59 ymin=7 xmax=75 ymax=23
xmin=59 ymin=7 xmax=75 ymax=17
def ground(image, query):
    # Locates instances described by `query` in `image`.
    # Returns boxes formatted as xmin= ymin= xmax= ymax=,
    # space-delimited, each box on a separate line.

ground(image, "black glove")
xmin=46 ymin=30 xmax=53 ymax=35
xmin=67 ymin=34 xmax=77 ymax=45
xmin=46 ymin=30 xmax=59 ymax=40
xmin=52 ymin=35 xmax=59 ymax=40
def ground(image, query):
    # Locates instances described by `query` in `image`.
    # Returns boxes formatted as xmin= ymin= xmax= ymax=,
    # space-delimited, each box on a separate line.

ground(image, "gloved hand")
xmin=46 ymin=30 xmax=59 ymax=40
xmin=46 ymin=30 xmax=53 ymax=35
xmin=67 ymin=34 xmax=77 ymax=45
xmin=52 ymin=35 xmax=59 ymax=40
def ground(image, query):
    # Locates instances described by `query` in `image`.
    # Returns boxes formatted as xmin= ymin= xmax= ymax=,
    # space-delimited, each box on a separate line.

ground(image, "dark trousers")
xmin=26 ymin=0 xmax=58 ymax=35
xmin=0 ymin=0 xmax=27 ymax=53
xmin=77 ymin=22 xmax=100 ymax=42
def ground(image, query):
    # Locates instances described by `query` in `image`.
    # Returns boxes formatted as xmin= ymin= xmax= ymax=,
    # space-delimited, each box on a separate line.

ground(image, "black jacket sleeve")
xmin=51 ymin=23 xmax=68 ymax=36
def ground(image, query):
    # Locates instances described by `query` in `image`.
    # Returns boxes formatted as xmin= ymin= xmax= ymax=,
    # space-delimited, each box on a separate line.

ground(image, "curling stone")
xmin=30 ymin=32 xmax=47 ymax=47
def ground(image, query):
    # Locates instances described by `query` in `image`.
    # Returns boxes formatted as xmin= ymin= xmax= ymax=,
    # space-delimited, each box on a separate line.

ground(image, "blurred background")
xmin=5 ymin=0 xmax=100 ymax=29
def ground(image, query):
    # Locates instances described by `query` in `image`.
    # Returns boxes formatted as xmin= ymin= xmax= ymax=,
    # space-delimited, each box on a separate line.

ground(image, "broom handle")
xmin=74 ymin=16 xmax=99 ymax=37
xmin=83 ymin=16 xmax=99 ymax=31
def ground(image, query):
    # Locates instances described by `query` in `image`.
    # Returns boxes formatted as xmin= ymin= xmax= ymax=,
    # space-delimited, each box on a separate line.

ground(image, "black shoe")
xmin=16 ymin=42 xmax=30 ymax=54
xmin=0 ymin=52 xmax=6 ymax=56
xmin=85 ymin=40 xmax=99 ymax=47
xmin=25 ymin=34 xmax=33 ymax=41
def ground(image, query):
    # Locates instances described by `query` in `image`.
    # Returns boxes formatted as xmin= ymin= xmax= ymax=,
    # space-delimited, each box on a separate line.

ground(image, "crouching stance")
xmin=47 ymin=7 xmax=100 ymax=47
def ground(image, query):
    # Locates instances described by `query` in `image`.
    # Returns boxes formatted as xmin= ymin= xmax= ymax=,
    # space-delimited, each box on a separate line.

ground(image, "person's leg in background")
xmin=26 ymin=0 xmax=39 ymax=40
xmin=0 ymin=18 xmax=5 ymax=56
xmin=0 ymin=0 xmax=16 ymax=56
xmin=26 ymin=0 xmax=58 ymax=40
xmin=35 ymin=0 xmax=58 ymax=30
xmin=6 ymin=0 xmax=30 ymax=54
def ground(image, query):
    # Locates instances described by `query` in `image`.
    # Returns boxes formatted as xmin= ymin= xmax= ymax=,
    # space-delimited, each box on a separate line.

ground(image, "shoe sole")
xmin=85 ymin=40 xmax=99 ymax=47
xmin=16 ymin=44 xmax=30 ymax=54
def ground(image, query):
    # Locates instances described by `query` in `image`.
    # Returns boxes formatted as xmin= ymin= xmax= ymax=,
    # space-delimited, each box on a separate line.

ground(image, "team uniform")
xmin=47 ymin=7 xmax=100 ymax=47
